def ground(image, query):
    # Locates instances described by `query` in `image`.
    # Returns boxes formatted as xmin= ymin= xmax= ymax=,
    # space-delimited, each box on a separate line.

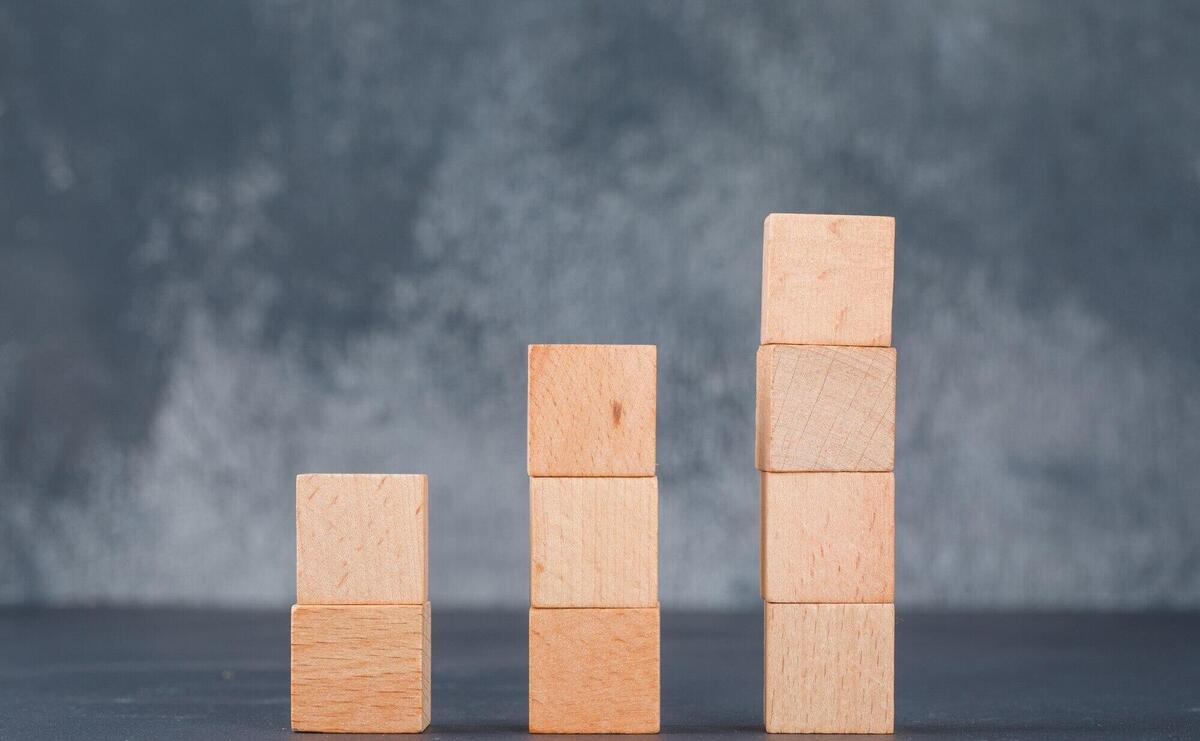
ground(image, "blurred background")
xmin=1 ymin=0 xmax=1197 ymax=609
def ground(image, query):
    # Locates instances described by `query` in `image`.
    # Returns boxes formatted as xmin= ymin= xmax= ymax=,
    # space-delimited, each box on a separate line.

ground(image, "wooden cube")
xmin=296 ymin=473 xmax=428 ymax=604
xmin=291 ymin=603 xmax=431 ymax=733
xmin=529 ymin=606 xmax=660 ymax=733
xmin=764 ymin=603 xmax=894 ymax=734
xmin=528 ymin=344 xmax=656 ymax=476
xmin=761 ymin=472 xmax=894 ymax=603
xmin=760 ymin=213 xmax=894 ymax=346
xmin=755 ymin=345 xmax=895 ymax=472
xmin=530 ymin=477 xmax=658 ymax=608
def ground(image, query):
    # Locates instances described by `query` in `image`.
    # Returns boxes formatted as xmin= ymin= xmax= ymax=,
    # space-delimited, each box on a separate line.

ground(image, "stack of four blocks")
xmin=758 ymin=214 xmax=897 ymax=734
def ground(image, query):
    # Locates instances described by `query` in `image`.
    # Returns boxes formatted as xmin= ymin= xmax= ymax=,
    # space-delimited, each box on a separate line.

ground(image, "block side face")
xmin=529 ymin=607 xmax=660 ymax=733
xmin=296 ymin=474 xmax=428 ymax=604
xmin=291 ymin=604 xmax=430 ymax=733
xmin=530 ymin=477 xmax=658 ymax=608
xmin=760 ymin=213 xmax=894 ymax=347
xmin=761 ymin=472 xmax=895 ymax=602
xmin=757 ymin=346 xmax=895 ymax=472
xmin=764 ymin=603 xmax=894 ymax=734
xmin=754 ymin=345 xmax=778 ymax=470
xmin=528 ymin=344 xmax=657 ymax=476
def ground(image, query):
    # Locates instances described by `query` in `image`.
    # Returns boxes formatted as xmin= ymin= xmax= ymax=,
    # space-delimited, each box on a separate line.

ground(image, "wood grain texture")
xmin=527 ymin=344 xmax=656 ymax=477
xmin=530 ymin=477 xmax=658 ymax=608
xmin=760 ymin=472 xmax=894 ymax=603
xmin=291 ymin=603 xmax=431 ymax=733
xmin=529 ymin=606 xmax=660 ymax=734
xmin=755 ymin=344 xmax=895 ymax=472
xmin=764 ymin=603 xmax=894 ymax=734
xmin=760 ymin=213 xmax=894 ymax=346
xmin=296 ymin=473 xmax=428 ymax=604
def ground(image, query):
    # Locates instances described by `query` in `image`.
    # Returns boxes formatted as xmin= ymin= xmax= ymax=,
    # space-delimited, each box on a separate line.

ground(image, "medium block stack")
xmin=291 ymin=473 xmax=431 ymax=733
xmin=527 ymin=344 xmax=660 ymax=734
xmin=757 ymin=214 xmax=896 ymax=734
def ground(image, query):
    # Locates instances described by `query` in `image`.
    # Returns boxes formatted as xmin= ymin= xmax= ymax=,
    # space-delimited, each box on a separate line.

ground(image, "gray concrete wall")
xmin=2 ymin=1 xmax=1198 ymax=607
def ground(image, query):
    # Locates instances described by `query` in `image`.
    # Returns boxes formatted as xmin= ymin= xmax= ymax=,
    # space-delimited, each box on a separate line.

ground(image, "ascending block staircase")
xmin=527 ymin=344 xmax=660 ymax=734
xmin=757 ymin=214 xmax=896 ymax=734
xmin=291 ymin=473 xmax=431 ymax=733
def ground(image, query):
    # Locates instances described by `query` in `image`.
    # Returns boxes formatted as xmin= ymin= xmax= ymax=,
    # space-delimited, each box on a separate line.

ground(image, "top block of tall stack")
xmin=528 ymin=344 xmax=656 ymax=477
xmin=761 ymin=213 xmax=895 ymax=347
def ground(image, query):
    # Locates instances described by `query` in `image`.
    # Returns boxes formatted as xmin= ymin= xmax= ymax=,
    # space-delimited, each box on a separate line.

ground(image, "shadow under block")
xmin=764 ymin=603 xmax=894 ymax=734
xmin=527 ymin=344 xmax=656 ymax=477
xmin=296 ymin=473 xmax=428 ymax=604
xmin=291 ymin=603 xmax=431 ymax=733
xmin=760 ymin=213 xmax=895 ymax=347
xmin=755 ymin=344 xmax=895 ymax=472
xmin=528 ymin=606 xmax=660 ymax=734
xmin=530 ymin=477 xmax=658 ymax=608
xmin=760 ymin=472 xmax=894 ymax=603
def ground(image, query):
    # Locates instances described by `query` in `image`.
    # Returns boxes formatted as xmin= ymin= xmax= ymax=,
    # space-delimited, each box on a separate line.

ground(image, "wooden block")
xmin=291 ymin=603 xmax=431 ymax=733
xmin=296 ymin=473 xmax=427 ymax=604
xmin=755 ymin=344 xmax=895 ymax=472
xmin=528 ymin=344 xmax=656 ymax=477
xmin=531 ymin=477 xmax=658 ymax=608
xmin=764 ymin=603 xmax=894 ymax=734
xmin=761 ymin=472 xmax=894 ymax=603
xmin=760 ymin=213 xmax=894 ymax=346
xmin=529 ymin=606 xmax=660 ymax=733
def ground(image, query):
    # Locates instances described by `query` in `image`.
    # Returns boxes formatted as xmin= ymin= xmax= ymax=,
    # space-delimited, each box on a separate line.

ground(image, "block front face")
xmin=527 ymin=344 xmax=656 ymax=476
xmin=529 ymin=607 xmax=660 ymax=733
xmin=291 ymin=603 xmax=431 ymax=733
xmin=296 ymin=473 xmax=428 ymax=604
xmin=530 ymin=477 xmax=658 ymax=608
xmin=755 ymin=345 xmax=895 ymax=472
xmin=764 ymin=603 xmax=894 ymax=734
xmin=760 ymin=213 xmax=894 ymax=346
xmin=761 ymin=472 xmax=894 ymax=603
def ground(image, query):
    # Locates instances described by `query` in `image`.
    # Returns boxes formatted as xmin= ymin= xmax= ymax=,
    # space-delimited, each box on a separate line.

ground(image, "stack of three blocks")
xmin=757 ymin=214 xmax=897 ymax=733
xmin=527 ymin=344 xmax=660 ymax=734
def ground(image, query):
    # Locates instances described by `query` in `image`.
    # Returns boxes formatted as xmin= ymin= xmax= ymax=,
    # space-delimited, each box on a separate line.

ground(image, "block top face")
xmin=527 ymin=344 xmax=656 ymax=476
xmin=296 ymin=473 xmax=427 ymax=604
xmin=761 ymin=213 xmax=894 ymax=346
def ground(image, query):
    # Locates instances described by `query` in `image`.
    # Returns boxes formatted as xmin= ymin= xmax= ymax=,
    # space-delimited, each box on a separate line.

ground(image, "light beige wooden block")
xmin=761 ymin=472 xmax=894 ymax=603
xmin=527 ymin=344 xmax=656 ymax=477
xmin=755 ymin=344 xmax=895 ymax=472
xmin=296 ymin=473 xmax=427 ymax=604
xmin=760 ymin=213 xmax=895 ymax=346
xmin=529 ymin=606 xmax=660 ymax=734
xmin=291 ymin=603 xmax=431 ymax=733
xmin=764 ymin=603 xmax=894 ymax=734
xmin=530 ymin=477 xmax=658 ymax=608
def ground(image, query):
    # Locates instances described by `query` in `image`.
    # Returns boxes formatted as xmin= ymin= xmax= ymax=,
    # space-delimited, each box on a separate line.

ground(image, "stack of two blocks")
xmin=527 ymin=344 xmax=660 ymax=734
xmin=757 ymin=214 xmax=897 ymax=734
xmin=291 ymin=474 xmax=431 ymax=733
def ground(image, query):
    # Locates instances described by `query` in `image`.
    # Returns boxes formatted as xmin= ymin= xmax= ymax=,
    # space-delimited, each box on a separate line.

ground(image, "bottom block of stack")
xmin=291 ymin=603 xmax=431 ymax=733
xmin=764 ymin=603 xmax=894 ymax=734
xmin=529 ymin=606 xmax=660 ymax=734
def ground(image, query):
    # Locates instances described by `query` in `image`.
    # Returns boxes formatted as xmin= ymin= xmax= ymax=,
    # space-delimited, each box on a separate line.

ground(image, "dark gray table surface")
xmin=1 ymin=608 xmax=1197 ymax=740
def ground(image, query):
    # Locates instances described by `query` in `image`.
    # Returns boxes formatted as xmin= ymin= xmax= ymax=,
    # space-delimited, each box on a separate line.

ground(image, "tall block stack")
xmin=757 ymin=214 xmax=896 ymax=734
xmin=527 ymin=344 xmax=660 ymax=734
xmin=291 ymin=474 xmax=431 ymax=733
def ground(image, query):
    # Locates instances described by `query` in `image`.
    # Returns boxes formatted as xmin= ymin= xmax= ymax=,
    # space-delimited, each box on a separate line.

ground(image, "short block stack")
xmin=527 ymin=344 xmax=660 ymax=734
xmin=757 ymin=214 xmax=896 ymax=734
xmin=292 ymin=474 xmax=431 ymax=733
